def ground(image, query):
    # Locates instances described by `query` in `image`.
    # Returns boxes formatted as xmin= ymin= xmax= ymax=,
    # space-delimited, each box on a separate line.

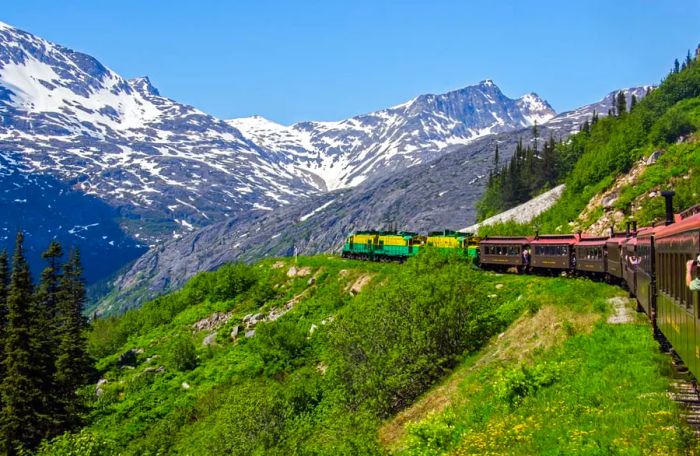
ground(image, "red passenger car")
xmin=530 ymin=234 xmax=578 ymax=270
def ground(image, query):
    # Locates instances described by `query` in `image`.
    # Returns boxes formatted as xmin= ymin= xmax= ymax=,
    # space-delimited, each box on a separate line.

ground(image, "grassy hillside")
xmin=479 ymin=53 xmax=700 ymax=235
xmin=35 ymin=253 xmax=696 ymax=454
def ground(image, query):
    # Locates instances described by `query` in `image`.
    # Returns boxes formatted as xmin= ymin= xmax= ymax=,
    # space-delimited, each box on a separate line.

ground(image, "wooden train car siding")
xmin=606 ymin=237 xmax=626 ymax=279
xmin=655 ymin=215 xmax=700 ymax=380
xmin=531 ymin=235 xmax=578 ymax=270
xmin=479 ymin=237 xmax=531 ymax=268
xmin=575 ymin=237 xmax=608 ymax=274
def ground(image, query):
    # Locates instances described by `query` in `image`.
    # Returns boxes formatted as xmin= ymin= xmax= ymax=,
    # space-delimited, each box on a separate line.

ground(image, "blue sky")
xmin=3 ymin=1 xmax=699 ymax=124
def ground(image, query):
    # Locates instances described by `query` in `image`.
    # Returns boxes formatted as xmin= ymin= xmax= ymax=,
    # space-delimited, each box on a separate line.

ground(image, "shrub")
xmin=168 ymin=334 xmax=198 ymax=371
xmin=494 ymin=362 xmax=560 ymax=406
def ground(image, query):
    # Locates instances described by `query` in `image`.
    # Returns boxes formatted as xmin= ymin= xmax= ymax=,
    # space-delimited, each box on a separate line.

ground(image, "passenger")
xmin=522 ymin=248 xmax=530 ymax=267
xmin=686 ymin=255 xmax=700 ymax=291
xmin=629 ymin=255 xmax=641 ymax=271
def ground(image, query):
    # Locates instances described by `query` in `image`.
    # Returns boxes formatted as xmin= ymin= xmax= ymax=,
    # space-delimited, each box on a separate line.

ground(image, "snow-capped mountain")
xmin=228 ymin=80 xmax=555 ymax=190
xmin=0 ymin=20 xmax=323 ymax=247
xmin=0 ymin=20 xmax=562 ymax=285
xmin=0 ymin=20 xmax=557 ymax=249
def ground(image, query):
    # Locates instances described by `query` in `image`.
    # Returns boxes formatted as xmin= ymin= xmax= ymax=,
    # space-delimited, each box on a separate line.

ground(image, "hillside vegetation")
xmin=35 ymin=253 xmax=696 ymax=454
xmin=478 ymin=50 xmax=700 ymax=235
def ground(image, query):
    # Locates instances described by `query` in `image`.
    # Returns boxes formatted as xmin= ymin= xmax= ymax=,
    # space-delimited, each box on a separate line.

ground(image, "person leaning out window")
xmin=686 ymin=255 xmax=700 ymax=291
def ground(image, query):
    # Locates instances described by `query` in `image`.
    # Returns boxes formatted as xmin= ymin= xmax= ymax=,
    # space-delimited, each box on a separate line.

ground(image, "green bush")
xmin=32 ymin=430 xmax=117 ymax=456
xmin=650 ymin=106 xmax=696 ymax=145
xmin=494 ymin=362 xmax=560 ymax=406
xmin=168 ymin=334 xmax=198 ymax=371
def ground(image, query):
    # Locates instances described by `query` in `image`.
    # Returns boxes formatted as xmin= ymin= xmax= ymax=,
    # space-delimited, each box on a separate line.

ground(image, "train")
xmin=342 ymin=191 xmax=700 ymax=381
xmin=341 ymin=229 xmax=478 ymax=262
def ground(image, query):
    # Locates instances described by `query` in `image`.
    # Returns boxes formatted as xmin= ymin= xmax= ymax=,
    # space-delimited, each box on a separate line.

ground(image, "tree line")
xmin=477 ymin=45 xmax=700 ymax=222
xmin=0 ymin=232 xmax=93 ymax=455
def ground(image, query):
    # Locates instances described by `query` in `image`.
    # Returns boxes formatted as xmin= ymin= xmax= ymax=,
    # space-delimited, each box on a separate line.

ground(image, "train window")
xmin=685 ymin=253 xmax=693 ymax=309
xmin=659 ymin=252 xmax=664 ymax=294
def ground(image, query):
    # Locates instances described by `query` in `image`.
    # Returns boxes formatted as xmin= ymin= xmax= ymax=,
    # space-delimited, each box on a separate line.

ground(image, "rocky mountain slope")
xmin=1 ymin=20 xmax=558 ymax=280
xmin=101 ymin=88 xmax=648 ymax=312
xmin=228 ymin=81 xmax=555 ymax=190
xmin=0 ymin=21 xmax=323 ymax=247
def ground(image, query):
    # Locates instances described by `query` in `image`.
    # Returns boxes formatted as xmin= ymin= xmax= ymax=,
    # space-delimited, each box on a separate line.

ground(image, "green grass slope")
xmin=34 ymin=253 xmax=696 ymax=455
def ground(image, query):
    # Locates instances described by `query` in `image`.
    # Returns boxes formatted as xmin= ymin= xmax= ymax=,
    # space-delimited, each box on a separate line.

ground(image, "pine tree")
xmin=31 ymin=241 xmax=64 ymax=433
xmin=686 ymin=50 xmax=693 ymax=68
xmin=630 ymin=94 xmax=638 ymax=110
xmin=54 ymin=248 xmax=93 ymax=432
xmin=616 ymin=91 xmax=627 ymax=116
xmin=610 ymin=92 xmax=617 ymax=116
xmin=0 ymin=232 xmax=42 ymax=454
xmin=0 ymin=250 xmax=8 ymax=385
xmin=532 ymin=121 xmax=539 ymax=153
xmin=674 ymin=58 xmax=680 ymax=73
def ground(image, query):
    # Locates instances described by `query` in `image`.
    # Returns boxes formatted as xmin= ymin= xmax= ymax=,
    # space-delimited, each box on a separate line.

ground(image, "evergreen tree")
xmin=31 ymin=241 xmax=64 ymax=432
xmin=630 ymin=94 xmax=638 ymax=110
xmin=581 ymin=119 xmax=590 ymax=133
xmin=616 ymin=91 xmax=627 ymax=116
xmin=532 ymin=121 xmax=539 ymax=153
xmin=0 ymin=232 xmax=43 ymax=454
xmin=0 ymin=250 xmax=8 ymax=386
xmin=686 ymin=50 xmax=693 ymax=68
xmin=610 ymin=92 xmax=617 ymax=116
xmin=54 ymin=248 xmax=93 ymax=432
xmin=674 ymin=58 xmax=680 ymax=73
xmin=541 ymin=135 xmax=558 ymax=186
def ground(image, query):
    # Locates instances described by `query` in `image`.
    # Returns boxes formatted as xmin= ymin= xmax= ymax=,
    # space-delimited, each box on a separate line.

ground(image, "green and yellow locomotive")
xmin=342 ymin=229 xmax=478 ymax=262
xmin=341 ymin=231 xmax=423 ymax=261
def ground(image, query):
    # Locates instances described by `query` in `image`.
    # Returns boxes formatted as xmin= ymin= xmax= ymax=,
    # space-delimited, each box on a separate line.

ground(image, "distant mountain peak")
xmin=129 ymin=76 xmax=160 ymax=96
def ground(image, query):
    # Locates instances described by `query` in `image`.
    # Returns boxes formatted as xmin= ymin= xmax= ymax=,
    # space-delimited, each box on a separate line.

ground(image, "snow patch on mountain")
xmin=228 ymin=81 xmax=555 ymax=191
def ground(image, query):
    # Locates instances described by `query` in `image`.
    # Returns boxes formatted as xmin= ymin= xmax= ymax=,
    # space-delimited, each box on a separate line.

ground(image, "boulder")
xmin=203 ymin=332 xmax=217 ymax=346
xmin=308 ymin=277 xmax=316 ymax=286
xmin=182 ymin=382 xmax=190 ymax=389
xmin=96 ymin=378 xmax=108 ymax=397
xmin=602 ymin=192 xmax=618 ymax=208
xmin=309 ymin=324 xmax=318 ymax=335
xmin=646 ymin=149 xmax=663 ymax=165
xmin=230 ymin=325 xmax=239 ymax=340
xmin=245 ymin=330 xmax=256 ymax=338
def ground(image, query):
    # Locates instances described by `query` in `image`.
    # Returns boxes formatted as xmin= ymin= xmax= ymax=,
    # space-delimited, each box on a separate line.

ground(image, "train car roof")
xmin=530 ymin=234 xmax=579 ymax=245
xmin=576 ymin=236 xmax=609 ymax=247
xmin=606 ymin=234 xmax=628 ymax=246
xmin=655 ymin=212 xmax=700 ymax=239
xmin=480 ymin=236 xmax=533 ymax=245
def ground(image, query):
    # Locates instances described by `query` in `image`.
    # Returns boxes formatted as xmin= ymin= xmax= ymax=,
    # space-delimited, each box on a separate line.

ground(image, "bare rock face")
xmin=192 ymin=311 xmax=234 ymax=332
